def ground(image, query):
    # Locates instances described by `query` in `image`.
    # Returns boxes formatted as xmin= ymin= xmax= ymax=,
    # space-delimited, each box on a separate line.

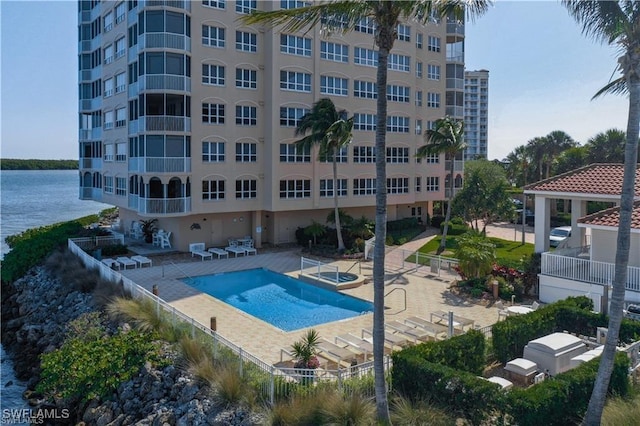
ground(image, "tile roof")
xmin=578 ymin=201 xmax=640 ymax=230
xmin=524 ymin=163 xmax=640 ymax=196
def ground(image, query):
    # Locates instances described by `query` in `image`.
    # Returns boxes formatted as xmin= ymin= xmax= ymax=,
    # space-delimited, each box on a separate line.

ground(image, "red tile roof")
xmin=524 ymin=163 xmax=640 ymax=197
xmin=578 ymin=201 xmax=640 ymax=230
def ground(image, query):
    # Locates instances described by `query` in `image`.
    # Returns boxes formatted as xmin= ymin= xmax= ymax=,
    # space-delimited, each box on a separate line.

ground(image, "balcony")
xmin=444 ymin=160 xmax=464 ymax=172
xmin=140 ymin=116 xmax=191 ymax=132
xmin=542 ymin=251 xmax=640 ymax=292
xmin=80 ymin=157 xmax=102 ymax=169
xmin=139 ymin=74 xmax=191 ymax=92
xmin=79 ymin=187 xmax=103 ymax=201
xmin=139 ymin=33 xmax=191 ymax=51
xmin=79 ymin=128 xmax=103 ymax=141
xmin=446 ymin=21 xmax=465 ymax=37
xmin=445 ymin=106 xmax=464 ymax=118
xmin=140 ymin=0 xmax=191 ymax=11
xmin=131 ymin=196 xmax=191 ymax=215
xmin=446 ymin=78 xmax=464 ymax=90
xmin=80 ymin=98 xmax=102 ymax=112
xmin=128 ymin=157 xmax=191 ymax=173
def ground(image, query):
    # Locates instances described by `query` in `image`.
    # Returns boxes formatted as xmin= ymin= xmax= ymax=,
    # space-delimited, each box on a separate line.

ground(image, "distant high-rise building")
xmin=78 ymin=1 xmax=467 ymax=251
xmin=463 ymin=69 xmax=489 ymax=160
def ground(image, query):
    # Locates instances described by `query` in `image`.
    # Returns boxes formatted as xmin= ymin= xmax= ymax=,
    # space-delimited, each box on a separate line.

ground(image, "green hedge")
xmin=386 ymin=217 xmax=420 ymax=231
xmin=439 ymin=222 xmax=469 ymax=236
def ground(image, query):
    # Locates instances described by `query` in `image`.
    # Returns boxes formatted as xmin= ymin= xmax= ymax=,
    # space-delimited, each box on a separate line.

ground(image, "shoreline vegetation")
xmin=1 ymin=159 xmax=78 ymax=170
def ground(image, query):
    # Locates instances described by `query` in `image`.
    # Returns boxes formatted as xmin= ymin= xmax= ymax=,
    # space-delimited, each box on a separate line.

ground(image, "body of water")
xmin=0 ymin=169 xmax=111 ymax=412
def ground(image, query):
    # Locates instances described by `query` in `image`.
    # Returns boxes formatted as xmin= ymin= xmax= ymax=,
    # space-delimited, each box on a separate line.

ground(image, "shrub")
xmin=439 ymin=221 xmax=469 ymax=236
xmin=100 ymin=244 xmax=129 ymax=257
xmin=431 ymin=215 xmax=445 ymax=229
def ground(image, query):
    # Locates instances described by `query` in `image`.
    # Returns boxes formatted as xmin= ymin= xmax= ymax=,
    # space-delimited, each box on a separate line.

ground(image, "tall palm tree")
xmin=295 ymin=98 xmax=353 ymax=252
xmin=585 ymin=128 xmax=628 ymax=164
xmin=416 ymin=116 xmax=466 ymax=254
xmin=504 ymin=144 xmax=531 ymax=187
xmin=241 ymin=3 xmax=490 ymax=421
xmin=543 ymin=130 xmax=577 ymax=179
xmin=525 ymin=136 xmax=548 ymax=182
xmin=562 ymin=2 xmax=640 ymax=424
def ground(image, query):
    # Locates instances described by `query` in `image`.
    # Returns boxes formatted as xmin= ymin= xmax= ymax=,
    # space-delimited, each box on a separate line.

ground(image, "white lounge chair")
xmin=131 ymin=255 xmax=152 ymax=267
xmin=208 ymin=247 xmax=229 ymax=259
xmin=386 ymin=320 xmax=432 ymax=343
xmin=404 ymin=316 xmax=448 ymax=340
xmin=225 ymin=240 xmax=245 ymax=257
xmin=361 ymin=328 xmax=410 ymax=349
xmin=239 ymin=239 xmax=257 ymax=255
xmin=116 ymin=256 xmax=137 ymax=269
xmin=101 ymin=258 xmax=120 ymax=270
xmin=189 ymin=243 xmax=212 ymax=261
xmin=335 ymin=334 xmax=375 ymax=359
xmin=317 ymin=339 xmax=361 ymax=368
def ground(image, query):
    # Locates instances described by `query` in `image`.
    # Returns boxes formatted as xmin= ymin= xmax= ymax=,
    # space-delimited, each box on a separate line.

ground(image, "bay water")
xmin=0 ymin=169 xmax=110 ymax=412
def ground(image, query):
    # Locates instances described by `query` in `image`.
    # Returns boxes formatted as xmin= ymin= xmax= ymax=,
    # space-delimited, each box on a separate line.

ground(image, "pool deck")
xmin=121 ymin=233 xmax=506 ymax=365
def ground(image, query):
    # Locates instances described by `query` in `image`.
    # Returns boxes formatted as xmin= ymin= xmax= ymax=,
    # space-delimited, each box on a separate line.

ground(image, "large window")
xmin=202 ymin=179 xmax=225 ymax=200
xmin=353 ymin=178 xmax=375 ymax=195
xmin=396 ymin=24 xmax=410 ymax=41
xmin=387 ymin=116 xmax=410 ymax=133
xmin=353 ymin=146 xmax=376 ymax=163
xmin=279 ymin=107 xmax=309 ymax=127
xmin=428 ymin=35 xmax=441 ymax=52
xmin=235 ymin=68 xmax=257 ymax=89
xmin=280 ymin=71 xmax=311 ymax=92
xmin=236 ymin=31 xmax=257 ymax=52
xmin=202 ymin=25 xmax=225 ymax=48
xmin=280 ymin=34 xmax=311 ymax=56
xmin=116 ymin=177 xmax=127 ymax=196
xmin=103 ymin=44 xmax=114 ymax=64
xmin=104 ymin=176 xmax=114 ymax=193
xmin=104 ymin=111 xmax=114 ymax=129
xmin=281 ymin=0 xmax=308 ymax=8
xmin=279 ymin=179 xmax=311 ymax=199
xmin=203 ymin=0 xmax=226 ymax=9
xmin=115 ymin=37 xmax=126 ymax=59
xmin=104 ymin=78 xmax=114 ymax=97
xmin=236 ymin=0 xmax=256 ymax=14
xmin=388 ymin=54 xmax=410 ymax=72
xmin=202 ymin=64 xmax=225 ymax=85
xmin=353 ymin=113 xmax=376 ymax=131
xmin=354 ymin=80 xmax=377 ymax=99
xmin=235 ymin=105 xmax=257 ymax=126
xmin=115 ymin=2 xmax=126 ymax=24
xmin=387 ymin=85 xmax=410 ymax=103
xmin=427 ymin=92 xmax=441 ymax=108
xmin=320 ymin=41 xmax=348 ymax=63
xmin=116 ymin=143 xmax=126 ymax=162
xmin=236 ymin=142 xmax=257 ymax=162
xmin=425 ymin=176 xmax=439 ymax=191
xmin=115 ymin=107 xmax=126 ymax=128
xmin=202 ymin=103 xmax=225 ymax=124
xmin=355 ymin=17 xmax=375 ymax=34
xmin=320 ymin=146 xmax=348 ymax=163
xmin=202 ymin=141 xmax=225 ymax=162
xmin=115 ymin=72 xmax=126 ymax=93
xmin=354 ymin=47 xmax=377 ymax=67
xmin=235 ymin=179 xmax=256 ymax=199
xmin=386 ymin=147 xmax=409 ymax=163
xmin=387 ymin=177 xmax=409 ymax=194
xmin=320 ymin=179 xmax=347 ymax=197
xmin=104 ymin=11 xmax=114 ymax=32
xmin=320 ymin=76 xmax=348 ymax=96
xmin=280 ymin=144 xmax=310 ymax=162
xmin=427 ymin=64 xmax=441 ymax=80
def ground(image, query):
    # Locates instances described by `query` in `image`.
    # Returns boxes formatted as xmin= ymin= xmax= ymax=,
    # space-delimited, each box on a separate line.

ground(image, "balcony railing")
xmin=139 ymin=74 xmax=191 ymax=92
xmin=446 ymin=21 xmax=465 ymax=37
xmin=128 ymin=156 xmax=191 ymax=173
xmin=140 ymin=116 xmax=191 ymax=132
xmin=445 ymin=160 xmax=464 ymax=172
xmin=80 ymin=157 xmax=102 ymax=169
xmin=135 ymin=196 xmax=191 ymax=215
xmin=141 ymin=0 xmax=191 ymax=11
xmin=445 ymin=106 xmax=464 ymax=118
xmin=79 ymin=128 xmax=102 ymax=141
xmin=542 ymin=252 xmax=640 ymax=292
xmin=140 ymin=33 xmax=191 ymax=51
xmin=79 ymin=187 xmax=103 ymax=201
xmin=446 ymin=78 xmax=464 ymax=90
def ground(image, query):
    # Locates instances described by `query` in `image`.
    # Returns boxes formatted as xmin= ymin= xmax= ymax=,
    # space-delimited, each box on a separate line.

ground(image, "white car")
xmin=549 ymin=226 xmax=571 ymax=248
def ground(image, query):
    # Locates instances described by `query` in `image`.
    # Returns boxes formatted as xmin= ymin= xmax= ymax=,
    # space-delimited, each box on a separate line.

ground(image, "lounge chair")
xmin=131 ymin=255 xmax=152 ymax=267
xmin=430 ymin=310 xmax=475 ymax=330
xmin=116 ymin=256 xmax=137 ymax=269
xmin=317 ymin=339 xmax=361 ymax=368
xmin=224 ymin=240 xmax=245 ymax=257
xmin=239 ymin=239 xmax=257 ymax=255
xmin=335 ymin=334 xmax=375 ymax=359
xmin=189 ymin=243 xmax=212 ymax=261
xmin=208 ymin=247 xmax=229 ymax=259
xmin=361 ymin=328 xmax=410 ymax=349
xmin=404 ymin=316 xmax=448 ymax=340
xmin=386 ymin=320 xmax=432 ymax=343
xmin=101 ymin=258 xmax=120 ymax=270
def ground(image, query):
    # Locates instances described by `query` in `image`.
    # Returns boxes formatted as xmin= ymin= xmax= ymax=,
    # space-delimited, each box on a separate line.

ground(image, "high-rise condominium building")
xmin=78 ymin=0 xmax=466 ymax=251
xmin=463 ymin=69 xmax=489 ymax=160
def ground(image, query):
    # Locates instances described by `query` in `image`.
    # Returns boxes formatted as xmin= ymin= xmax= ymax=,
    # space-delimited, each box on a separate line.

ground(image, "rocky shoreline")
xmin=1 ymin=266 xmax=264 ymax=425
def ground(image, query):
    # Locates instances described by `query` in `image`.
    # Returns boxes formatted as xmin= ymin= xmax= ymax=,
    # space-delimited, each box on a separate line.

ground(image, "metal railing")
xmin=385 ymin=287 xmax=406 ymax=314
xmin=162 ymin=260 xmax=195 ymax=284
xmin=300 ymin=256 xmax=340 ymax=283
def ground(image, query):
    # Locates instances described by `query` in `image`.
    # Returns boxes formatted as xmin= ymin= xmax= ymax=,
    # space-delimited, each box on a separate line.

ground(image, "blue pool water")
xmin=184 ymin=268 xmax=373 ymax=331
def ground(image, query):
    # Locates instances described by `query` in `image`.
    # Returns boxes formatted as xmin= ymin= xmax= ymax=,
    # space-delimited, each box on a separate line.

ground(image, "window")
xmin=104 ymin=78 xmax=114 ymax=97
xmin=202 ymin=103 xmax=225 ymax=124
xmin=416 ymin=32 xmax=423 ymax=49
xmin=236 ymin=0 xmax=256 ymax=14
xmin=116 ymin=177 xmax=127 ymax=195
xmin=397 ymin=24 xmax=410 ymax=41
xmin=388 ymin=54 xmax=410 ymax=72
xmin=115 ymin=2 xmax=126 ymax=24
xmin=104 ymin=110 xmax=114 ymax=129
xmin=425 ymin=153 xmax=439 ymax=163
xmin=354 ymin=47 xmax=377 ymax=67
xmin=427 ymin=92 xmax=441 ymax=108
xmin=320 ymin=179 xmax=347 ymax=197
xmin=202 ymin=141 xmax=225 ymax=162
xmin=415 ymin=91 xmax=423 ymax=106
xmin=202 ymin=25 xmax=225 ymax=48
xmin=104 ymin=176 xmax=114 ymax=193
xmin=128 ymin=24 xmax=138 ymax=47
xmin=354 ymin=80 xmax=377 ymax=99
xmin=236 ymin=142 xmax=257 ymax=162
xmin=427 ymin=64 xmax=441 ymax=80
xmin=104 ymin=45 xmax=114 ymax=64
xmin=235 ymin=68 xmax=257 ymax=89
xmin=279 ymin=107 xmax=308 ymax=127
xmin=416 ymin=61 xmax=423 ymax=78
xmin=355 ymin=17 xmax=375 ymax=34
xmin=116 ymin=143 xmax=126 ymax=162
xmin=353 ymin=113 xmax=376 ymax=131
xmin=386 ymin=147 xmax=409 ymax=163
xmin=387 ymin=116 xmax=409 ymax=133
xmin=128 ymin=62 xmax=138 ymax=84
xmin=280 ymin=144 xmax=310 ymax=162
xmin=387 ymin=85 xmax=410 ymax=103
xmin=203 ymin=0 xmax=226 ymax=9
xmin=236 ymin=31 xmax=257 ymax=52
xmin=280 ymin=34 xmax=311 ymax=56
xmin=104 ymin=11 xmax=113 ymax=32
xmin=320 ymin=146 xmax=348 ymax=163
xmin=202 ymin=64 xmax=225 ymax=85
xmin=415 ymin=119 xmax=422 ymax=135
xmin=281 ymin=0 xmax=308 ymax=8
xmin=320 ymin=41 xmax=348 ymax=62
xmin=387 ymin=177 xmax=409 ymax=194
xmin=280 ymin=71 xmax=311 ymax=92
xmin=104 ymin=144 xmax=114 ymax=161
xmin=320 ymin=76 xmax=348 ymax=96
xmin=425 ymin=176 xmax=439 ymax=191
xmin=353 ymin=178 xmax=375 ymax=195
xmin=235 ymin=105 xmax=257 ymax=126
xmin=202 ymin=179 xmax=225 ymax=200
xmin=235 ymin=179 xmax=257 ymax=198
xmin=279 ymin=179 xmax=311 ymax=198
xmin=115 ymin=72 xmax=126 ymax=93
xmin=353 ymin=146 xmax=376 ymax=163
xmin=428 ymin=35 xmax=441 ymax=52
xmin=415 ymin=176 xmax=422 ymax=192
xmin=115 ymin=107 xmax=127 ymax=127
xmin=115 ymin=37 xmax=126 ymax=59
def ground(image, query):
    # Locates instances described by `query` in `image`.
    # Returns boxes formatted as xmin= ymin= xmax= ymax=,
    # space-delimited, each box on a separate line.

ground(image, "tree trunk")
xmin=583 ymin=52 xmax=640 ymax=425
xmin=438 ymin=158 xmax=455 ymax=254
xmin=333 ymin=150 xmax=345 ymax=252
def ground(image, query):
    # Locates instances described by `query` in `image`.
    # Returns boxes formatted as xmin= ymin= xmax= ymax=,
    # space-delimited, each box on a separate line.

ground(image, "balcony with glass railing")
xmin=80 ymin=157 xmax=102 ymax=169
xmin=139 ymin=74 xmax=191 ymax=92
xmin=129 ymin=195 xmax=191 ymax=215
xmin=139 ymin=116 xmax=191 ymax=132
xmin=446 ymin=21 xmax=465 ymax=37
xmin=79 ymin=128 xmax=103 ymax=141
xmin=446 ymin=78 xmax=464 ymax=90
xmin=79 ymin=187 xmax=103 ymax=201
xmin=139 ymin=33 xmax=191 ymax=51
xmin=444 ymin=160 xmax=464 ymax=172
xmin=445 ymin=106 xmax=464 ymax=117
xmin=140 ymin=0 xmax=191 ymax=11
xmin=128 ymin=157 xmax=191 ymax=173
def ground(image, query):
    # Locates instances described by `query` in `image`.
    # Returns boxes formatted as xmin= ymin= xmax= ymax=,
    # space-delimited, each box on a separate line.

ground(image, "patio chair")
xmin=224 ymin=240 xmax=245 ymax=257
xmin=208 ymin=247 xmax=229 ymax=259
xmin=101 ymin=258 xmax=120 ymax=270
xmin=131 ymin=255 xmax=152 ymax=267
xmin=240 ymin=239 xmax=257 ymax=255
xmin=531 ymin=301 xmax=540 ymax=310
xmin=495 ymin=300 xmax=509 ymax=321
xmin=116 ymin=256 xmax=137 ymax=270
xmin=189 ymin=243 xmax=212 ymax=261
xmin=159 ymin=231 xmax=172 ymax=248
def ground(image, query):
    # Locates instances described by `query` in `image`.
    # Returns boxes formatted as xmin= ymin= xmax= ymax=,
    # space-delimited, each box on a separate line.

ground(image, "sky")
xmin=0 ymin=0 xmax=630 ymax=161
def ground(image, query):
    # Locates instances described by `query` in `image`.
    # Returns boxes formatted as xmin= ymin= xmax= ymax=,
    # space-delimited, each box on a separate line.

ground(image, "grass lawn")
xmin=416 ymin=235 xmax=534 ymax=264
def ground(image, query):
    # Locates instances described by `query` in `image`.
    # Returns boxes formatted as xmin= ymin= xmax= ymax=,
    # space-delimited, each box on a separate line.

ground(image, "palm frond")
xmin=592 ymin=76 xmax=627 ymax=99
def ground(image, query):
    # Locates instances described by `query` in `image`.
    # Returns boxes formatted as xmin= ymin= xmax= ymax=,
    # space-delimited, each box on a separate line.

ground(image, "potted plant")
xmin=139 ymin=218 xmax=158 ymax=243
xmin=291 ymin=329 xmax=321 ymax=384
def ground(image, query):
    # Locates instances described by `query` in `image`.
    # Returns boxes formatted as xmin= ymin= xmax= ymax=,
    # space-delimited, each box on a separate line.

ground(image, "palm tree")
xmin=525 ymin=136 xmax=548 ymax=182
xmin=416 ymin=116 xmax=466 ymax=255
xmin=295 ymin=98 xmax=353 ymax=252
xmin=241 ymin=3 xmax=490 ymax=421
xmin=585 ymin=128 xmax=628 ymax=164
xmin=543 ymin=130 xmax=577 ymax=179
xmin=562 ymin=2 xmax=640 ymax=424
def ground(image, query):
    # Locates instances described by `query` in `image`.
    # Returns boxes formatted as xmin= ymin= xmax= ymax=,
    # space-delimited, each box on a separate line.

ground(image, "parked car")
xmin=511 ymin=209 xmax=535 ymax=226
xmin=549 ymin=226 xmax=572 ymax=248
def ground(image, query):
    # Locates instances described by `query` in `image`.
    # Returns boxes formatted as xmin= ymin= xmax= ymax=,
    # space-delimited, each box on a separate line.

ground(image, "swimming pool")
xmin=184 ymin=268 xmax=373 ymax=331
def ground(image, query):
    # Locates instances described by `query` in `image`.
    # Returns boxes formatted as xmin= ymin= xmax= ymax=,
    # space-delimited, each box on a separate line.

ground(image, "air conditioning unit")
xmin=597 ymin=327 xmax=608 ymax=345
xmin=534 ymin=372 xmax=545 ymax=384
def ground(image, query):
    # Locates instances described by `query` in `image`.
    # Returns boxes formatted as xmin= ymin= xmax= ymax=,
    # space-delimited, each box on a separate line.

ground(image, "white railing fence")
xmin=300 ymin=257 xmax=340 ymax=283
